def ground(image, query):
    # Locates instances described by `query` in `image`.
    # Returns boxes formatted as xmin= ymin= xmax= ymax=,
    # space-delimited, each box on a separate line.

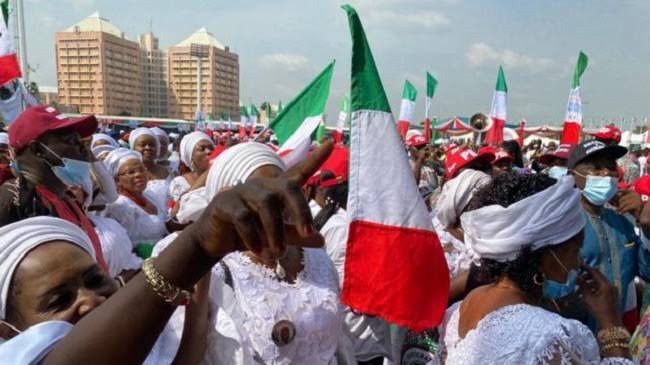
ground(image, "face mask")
xmin=39 ymin=143 xmax=92 ymax=190
xmin=581 ymin=175 xmax=618 ymax=206
xmin=542 ymin=250 xmax=580 ymax=300
xmin=548 ymin=166 xmax=568 ymax=180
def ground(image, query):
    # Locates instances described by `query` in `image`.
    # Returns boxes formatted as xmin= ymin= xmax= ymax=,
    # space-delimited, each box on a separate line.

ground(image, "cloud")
xmin=366 ymin=10 xmax=450 ymax=30
xmin=466 ymin=42 xmax=554 ymax=72
xmin=259 ymin=53 xmax=310 ymax=71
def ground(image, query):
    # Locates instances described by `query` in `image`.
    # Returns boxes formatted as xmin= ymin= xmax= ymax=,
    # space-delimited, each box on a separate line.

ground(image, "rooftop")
xmin=63 ymin=12 xmax=126 ymax=39
xmin=175 ymin=27 xmax=226 ymax=50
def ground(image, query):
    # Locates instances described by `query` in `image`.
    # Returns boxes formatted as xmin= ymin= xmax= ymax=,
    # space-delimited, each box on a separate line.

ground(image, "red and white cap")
xmin=589 ymin=125 xmax=622 ymax=143
xmin=406 ymin=134 xmax=427 ymax=148
xmin=445 ymin=146 xmax=495 ymax=178
xmin=538 ymin=143 xmax=574 ymax=165
xmin=306 ymin=145 xmax=349 ymax=188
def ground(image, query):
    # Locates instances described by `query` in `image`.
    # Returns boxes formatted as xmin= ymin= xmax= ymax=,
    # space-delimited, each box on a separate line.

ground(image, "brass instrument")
xmin=469 ymin=112 xmax=493 ymax=132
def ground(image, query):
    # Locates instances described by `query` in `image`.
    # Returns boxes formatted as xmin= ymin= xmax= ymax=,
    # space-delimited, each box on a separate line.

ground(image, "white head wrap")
xmin=179 ymin=131 xmax=214 ymax=169
xmin=103 ymin=148 xmax=142 ymax=177
xmin=0 ymin=132 xmax=8 ymax=145
xmin=150 ymin=127 xmax=168 ymax=140
xmin=0 ymin=216 xmax=96 ymax=319
xmin=176 ymin=142 xmax=286 ymax=223
xmin=436 ymin=169 xmax=491 ymax=228
xmin=92 ymin=144 xmax=116 ymax=160
xmin=461 ymin=176 xmax=585 ymax=263
xmin=91 ymin=133 xmax=119 ymax=149
xmin=128 ymin=127 xmax=160 ymax=156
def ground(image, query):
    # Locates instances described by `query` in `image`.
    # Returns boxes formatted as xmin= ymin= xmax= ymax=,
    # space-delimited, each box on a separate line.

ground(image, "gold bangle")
xmin=597 ymin=326 xmax=631 ymax=345
xmin=142 ymin=258 xmax=193 ymax=306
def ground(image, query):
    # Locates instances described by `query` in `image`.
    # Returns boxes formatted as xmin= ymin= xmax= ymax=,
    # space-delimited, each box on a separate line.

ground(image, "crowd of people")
xmin=2 ymin=104 xmax=650 ymax=364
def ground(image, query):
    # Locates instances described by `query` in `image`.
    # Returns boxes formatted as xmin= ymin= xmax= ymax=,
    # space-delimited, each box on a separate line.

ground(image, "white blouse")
xmin=145 ymin=179 xmax=170 ymax=217
xmin=168 ymin=176 xmax=191 ymax=203
xmin=89 ymin=215 xmax=142 ymax=277
xmin=104 ymin=192 xmax=168 ymax=246
xmin=442 ymin=303 xmax=633 ymax=365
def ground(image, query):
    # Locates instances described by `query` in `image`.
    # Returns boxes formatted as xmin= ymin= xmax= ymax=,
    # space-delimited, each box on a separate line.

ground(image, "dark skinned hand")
xmin=577 ymin=266 xmax=622 ymax=329
xmin=611 ymin=189 xmax=642 ymax=217
xmin=190 ymin=139 xmax=334 ymax=260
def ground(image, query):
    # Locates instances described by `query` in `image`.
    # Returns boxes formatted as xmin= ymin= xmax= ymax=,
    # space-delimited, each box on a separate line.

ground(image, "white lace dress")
xmin=103 ymin=193 xmax=168 ymax=246
xmin=442 ymin=303 xmax=633 ymax=365
xmin=168 ymin=176 xmax=191 ymax=203
xmin=145 ymin=179 xmax=170 ymax=217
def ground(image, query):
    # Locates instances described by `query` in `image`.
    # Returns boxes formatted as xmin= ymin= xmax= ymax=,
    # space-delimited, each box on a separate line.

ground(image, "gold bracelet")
xmin=597 ymin=326 xmax=631 ymax=345
xmin=601 ymin=342 xmax=630 ymax=351
xmin=142 ymin=258 xmax=193 ymax=306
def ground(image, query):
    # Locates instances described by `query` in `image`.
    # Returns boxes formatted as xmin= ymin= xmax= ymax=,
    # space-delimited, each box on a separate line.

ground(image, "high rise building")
xmin=139 ymin=32 xmax=168 ymax=118
xmin=55 ymin=14 xmax=240 ymax=120
xmin=167 ymin=28 xmax=240 ymax=120
xmin=55 ymin=13 xmax=142 ymax=116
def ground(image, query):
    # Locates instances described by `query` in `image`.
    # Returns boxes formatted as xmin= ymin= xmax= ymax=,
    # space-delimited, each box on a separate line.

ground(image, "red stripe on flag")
xmin=484 ymin=118 xmax=506 ymax=146
xmin=397 ymin=121 xmax=409 ymax=140
xmin=0 ymin=54 xmax=21 ymax=85
xmin=424 ymin=118 xmax=431 ymax=143
xmin=561 ymin=121 xmax=581 ymax=144
xmin=342 ymin=220 xmax=449 ymax=331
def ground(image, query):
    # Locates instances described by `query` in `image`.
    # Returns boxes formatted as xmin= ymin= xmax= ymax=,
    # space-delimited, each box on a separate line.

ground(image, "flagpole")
xmin=16 ymin=0 xmax=27 ymax=83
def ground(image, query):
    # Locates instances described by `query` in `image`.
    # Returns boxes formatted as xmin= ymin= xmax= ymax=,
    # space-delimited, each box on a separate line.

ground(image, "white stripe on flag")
xmin=398 ymin=99 xmax=415 ymax=123
xmin=490 ymin=90 xmax=507 ymax=121
xmin=278 ymin=115 xmax=322 ymax=168
xmin=564 ymin=87 xmax=582 ymax=124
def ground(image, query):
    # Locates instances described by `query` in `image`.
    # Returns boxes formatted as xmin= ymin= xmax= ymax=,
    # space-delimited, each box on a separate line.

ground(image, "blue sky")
xmin=23 ymin=0 xmax=650 ymax=126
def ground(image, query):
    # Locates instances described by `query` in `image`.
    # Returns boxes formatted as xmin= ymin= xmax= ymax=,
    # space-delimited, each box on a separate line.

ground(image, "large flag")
xmin=0 ymin=0 xmax=21 ymax=86
xmin=249 ymin=104 xmax=259 ymax=137
xmin=485 ymin=66 xmax=507 ymax=146
xmin=270 ymin=61 xmax=335 ymax=168
xmin=341 ymin=4 xmax=449 ymax=331
xmin=425 ymin=72 xmax=438 ymax=142
xmin=560 ymin=51 xmax=588 ymax=144
xmin=397 ymin=79 xmax=417 ymax=139
xmin=334 ymin=93 xmax=350 ymax=144
xmin=239 ymin=105 xmax=249 ymax=139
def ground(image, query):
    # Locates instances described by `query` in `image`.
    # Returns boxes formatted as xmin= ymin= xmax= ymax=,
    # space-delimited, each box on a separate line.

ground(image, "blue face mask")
xmin=542 ymin=250 xmax=580 ymax=300
xmin=548 ymin=166 xmax=568 ymax=180
xmin=581 ymin=175 xmax=618 ymax=206
xmin=40 ymin=143 xmax=92 ymax=190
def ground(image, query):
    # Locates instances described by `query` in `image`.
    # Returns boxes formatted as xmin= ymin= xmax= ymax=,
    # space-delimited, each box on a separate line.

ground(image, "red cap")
xmin=589 ymin=126 xmax=622 ymax=143
xmin=635 ymin=176 xmax=650 ymax=195
xmin=406 ymin=134 xmax=427 ymax=148
xmin=538 ymin=143 xmax=574 ymax=165
xmin=307 ymin=146 xmax=349 ymax=188
xmin=492 ymin=149 xmax=514 ymax=164
xmin=9 ymin=105 xmax=98 ymax=152
xmin=208 ymin=144 xmax=226 ymax=163
xmin=445 ymin=146 xmax=494 ymax=178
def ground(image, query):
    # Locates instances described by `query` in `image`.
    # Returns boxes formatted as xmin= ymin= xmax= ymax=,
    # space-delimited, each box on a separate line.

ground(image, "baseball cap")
xmin=307 ymin=145 xmax=349 ymax=188
xmin=445 ymin=146 xmax=495 ymax=178
xmin=538 ymin=143 xmax=574 ymax=165
xmin=635 ymin=176 xmax=650 ymax=203
xmin=589 ymin=125 xmax=622 ymax=143
xmin=9 ymin=105 xmax=98 ymax=152
xmin=492 ymin=149 xmax=514 ymax=164
xmin=566 ymin=140 xmax=627 ymax=170
xmin=406 ymin=134 xmax=427 ymax=148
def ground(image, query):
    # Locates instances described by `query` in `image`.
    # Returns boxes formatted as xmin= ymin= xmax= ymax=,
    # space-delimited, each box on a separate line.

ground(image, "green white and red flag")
xmin=249 ymin=104 xmax=259 ymax=137
xmin=425 ymin=72 xmax=438 ymax=142
xmin=485 ymin=66 xmax=507 ymax=146
xmin=334 ymin=93 xmax=350 ymax=144
xmin=560 ymin=51 xmax=588 ymax=144
xmin=397 ymin=79 xmax=417 ymax=139
xmin=0 ymin=0 xmax=21 ymax=86
xmin=239 ymin=105 xmax=249 ymax=139
xmin=341 ymin=4 xmax=449 ymax=331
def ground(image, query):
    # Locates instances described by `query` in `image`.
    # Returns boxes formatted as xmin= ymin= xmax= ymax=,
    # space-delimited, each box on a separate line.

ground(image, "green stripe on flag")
xmin=496 ymin=66 xmax=507 ymax=93
xmin=250 ymin=104 xmax=259 ymax=117
xmin=571 ymin=51 xmax=588 ymax=89
xmin=402 ymin=80 xmax=417 ymax=102
xmin=240 ymin=105 xmax=249 ymax=117
xmin=426 ymin=72 xmax=438 ymax=98
xmin=269 ymin=60 xmax=335 ymax=145
xmin=1 ymin=0 xmax=8 ymax=28
xmin=342 ymin=4 xmax=391 ymax=114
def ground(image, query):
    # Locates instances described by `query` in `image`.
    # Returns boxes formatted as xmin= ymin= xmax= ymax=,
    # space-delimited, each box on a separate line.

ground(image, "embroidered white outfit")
xmin=104 ymin=192 xmax=168 ymax=246
xmin=320 ymin=208 xmax=392 ymax=362
xmin=431 ymin=214 xmax=476 ymax=278
xmin=169 ymin=176 xmax=191 ymax=203
xmin=89 ymin=215 xmax=142 ymax=277
xmin=442 ymin=303 xmax=632 ymax=365
xmin=145 ymin=179 xmax=170 ymax=216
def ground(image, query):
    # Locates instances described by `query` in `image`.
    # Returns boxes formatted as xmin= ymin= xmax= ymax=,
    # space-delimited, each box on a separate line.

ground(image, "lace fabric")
xmin=168 ymin=176 xmax=191 ymax=203
xmin=443 ymin=303 xmax=633 ymax=365
xmin=212 ymin=248 xmax=343 ymax=365
xmin=104 ymin=194 xmax=168 ymax=245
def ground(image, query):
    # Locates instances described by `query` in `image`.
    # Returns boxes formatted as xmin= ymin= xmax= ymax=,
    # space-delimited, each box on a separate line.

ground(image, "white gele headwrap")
xmin=128 ymin=127 xmax=160 ymax=156
xmin=436 ymin=169 xmax=492 ymax=229
xmin=0 ymin=216 xmax=96 ymax=319
xmin=461 ymin=176 xmax=585 ymax=263
xmin=179 ymin=131 xmax=214 ymax=169
xmin=176 ymin=142 xmax=286 ymax=224
xmin=150 ymin=127 xmax=168 ymax=140
xmin=103 ymin=148 xmax=142 ymax=177
xmin=91 ymin=133 xmax=119 ymax=149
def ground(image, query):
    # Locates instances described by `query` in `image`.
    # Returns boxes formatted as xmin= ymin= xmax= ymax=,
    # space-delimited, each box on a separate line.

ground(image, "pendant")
xmin=275 ymin=261 xmax=286 ymax=279
xmin=271 ymin=320 xmax=296 ymax=347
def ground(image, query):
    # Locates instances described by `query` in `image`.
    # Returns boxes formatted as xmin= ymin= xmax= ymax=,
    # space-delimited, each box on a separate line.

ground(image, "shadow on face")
xmin=4 ymin=241 xmax=117 ymax=335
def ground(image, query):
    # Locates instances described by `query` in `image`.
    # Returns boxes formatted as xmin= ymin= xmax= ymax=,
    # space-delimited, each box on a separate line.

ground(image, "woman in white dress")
xmin=442 ymin=172 xmax=633 ymax=364
xmin=102 ymin=148 xmax=168 ymax=256
xmin=155 ymin=141 xmax=348 ymax=365
xmin=168 ymin=131 xmax=214 ymax=204
xmin=129 ymin=127 xmax=171 ymax=213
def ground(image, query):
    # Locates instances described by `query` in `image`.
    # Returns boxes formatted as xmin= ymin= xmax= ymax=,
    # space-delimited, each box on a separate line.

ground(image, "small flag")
xmin=0 ymin=0 xmax=21 ymax=86
xmin=278 ymin=100 xmax=284 ymax=114
xmin=249 ymin=104 xmax=259 ymax=137
xmin=239 ymin=105 xmax=249 ymax=139
xmin=485 ymin=66 xmax=507 ymax=146
xmin=334 ymin=93 xmax=350 ymax=144
xmin=560 ymin=51 xmax=588 ymax=144
xmin=341 ymin=4 xmax=449 ymax=331
xmin=270 ymin=61 xmax=335 ymax=168
xmin=397 ymin=79 xmax=417 ymax=139
xmin=425 ymin=72 xmax=438 ymax=143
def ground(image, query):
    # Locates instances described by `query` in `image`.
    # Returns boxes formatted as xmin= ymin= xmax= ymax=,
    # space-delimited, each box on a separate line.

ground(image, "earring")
xmin=533 ymin=272 xmax=545 ymax=286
